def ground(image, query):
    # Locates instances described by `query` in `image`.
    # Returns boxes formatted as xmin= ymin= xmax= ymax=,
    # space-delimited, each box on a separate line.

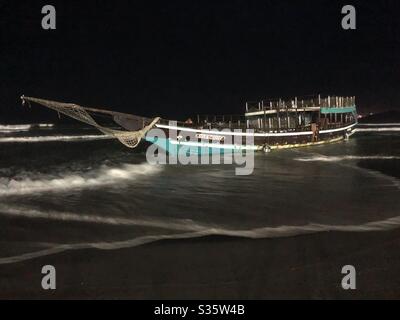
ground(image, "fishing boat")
xmin=20 ymin=95 xmax=357 ymax=154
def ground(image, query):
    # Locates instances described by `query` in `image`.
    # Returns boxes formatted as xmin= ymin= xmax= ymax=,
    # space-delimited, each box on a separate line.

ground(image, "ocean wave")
xmin=2 ymin=213 xmax=400 ymax=264
xmin=357 ymin=123 xmax=400 ymax=126
xmin=0 ymin=124 xmax=31 ymax=133
xmin=0 ymin=163 xmax=162 ymax=196
xmin=0 ymin=124 xmax=31 ymax=131
xmin=0 ymin=134 xmax=111 ymax=143
xmin=354 ymin=128 xmax=400 ymax=132
xmin=0 ymin=124 xmax=54 ymax=133
xmin=292 ymin=149 xmax=400 ymax=190
xmin=294 ymin=155 xmax=400 ymax=162
xmin=0 ymin=205 xmax=208 ymax=231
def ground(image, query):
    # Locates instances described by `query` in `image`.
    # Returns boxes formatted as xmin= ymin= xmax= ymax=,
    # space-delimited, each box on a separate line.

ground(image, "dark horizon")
xmin=1 ymin=0 xmax=400 ymax=123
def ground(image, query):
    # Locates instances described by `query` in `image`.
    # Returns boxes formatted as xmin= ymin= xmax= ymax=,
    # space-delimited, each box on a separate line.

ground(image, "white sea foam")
xmin=0 ymin=124 xmax=31 ymax=131
xmin=354 ymin=128 xmax=400 ymax=132
xmin=294 ymin=155 xmax=400 ymax=162
xmin=0 ymin=163 xmax=162 ymax=196
xmin=0 ymin=205 xmax=208 ymax=231
xmin=0 ymin=134 xmax=111 ymax=143
xmin=0 ymin=124 xmax=31 ymax=133
xmin=0 ymin=130 xmax=29 ymax=133
xmin=0 ymin=124 xmax=55 ymax=133
xmin=1 ymin=211 xmax=400 ymax=265
xmin=293 ymin=151 xmax=400 ymax=190
xmin=357 ymin=123 xmax=400 ymax=126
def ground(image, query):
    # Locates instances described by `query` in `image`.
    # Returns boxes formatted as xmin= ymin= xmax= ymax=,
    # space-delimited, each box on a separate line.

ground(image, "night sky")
xmin=1 ymin=0 xmax=400 ymax=123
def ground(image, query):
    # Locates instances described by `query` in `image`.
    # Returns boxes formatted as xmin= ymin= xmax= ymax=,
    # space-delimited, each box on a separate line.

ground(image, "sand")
xmin=0 ymin=229 xmax=400 ymax=299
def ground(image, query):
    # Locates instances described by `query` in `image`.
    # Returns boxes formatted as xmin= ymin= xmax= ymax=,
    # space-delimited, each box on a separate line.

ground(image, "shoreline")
xmin=1 ymin=229 xmax=400 ymax=299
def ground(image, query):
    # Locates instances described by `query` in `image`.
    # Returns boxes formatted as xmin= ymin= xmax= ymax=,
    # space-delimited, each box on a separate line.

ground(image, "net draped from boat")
xmin=20 ymin=96 xmax=160 ymax=148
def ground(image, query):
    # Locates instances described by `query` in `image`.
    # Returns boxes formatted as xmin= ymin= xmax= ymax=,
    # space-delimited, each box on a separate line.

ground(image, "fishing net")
xmin=21 ymin=95 xmax=160 ymax=148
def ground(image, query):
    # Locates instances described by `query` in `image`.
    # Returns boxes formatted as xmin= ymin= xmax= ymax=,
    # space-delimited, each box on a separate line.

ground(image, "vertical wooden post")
xmin=277 ymin=99 xmax=281 ymax=131
xmin=262 ymin=100 xmax=266 ymax=132
xmin=286 ymin=100 xmax=290 ymax=130
xmin=270 ymin=101 xmax=273 ymax=130
xmin=318 ymin=106 xmax=321 ymax=128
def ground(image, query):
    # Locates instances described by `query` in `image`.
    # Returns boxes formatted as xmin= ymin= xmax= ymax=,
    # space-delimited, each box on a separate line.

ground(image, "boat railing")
xmin=158 ymin=115 xmax=254 ymax=131
xmin=247 ymin=95 xmax=356 ymax=112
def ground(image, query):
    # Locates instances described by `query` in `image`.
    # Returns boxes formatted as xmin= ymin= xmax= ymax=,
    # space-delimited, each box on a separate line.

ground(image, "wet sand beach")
xmin=1 ymin=228 xmax=399 ymax=299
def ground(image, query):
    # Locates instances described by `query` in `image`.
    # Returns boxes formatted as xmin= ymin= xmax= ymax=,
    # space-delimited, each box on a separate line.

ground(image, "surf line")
xmin=0 ymin=205 xmax=209 ymax=231
xmin=3 ymin=214 xmax=400 ymax=265
xmin=292 ymin=149 xmax=400 ymax=190
xmin=0 ymin=135 xmax=112 ymax=143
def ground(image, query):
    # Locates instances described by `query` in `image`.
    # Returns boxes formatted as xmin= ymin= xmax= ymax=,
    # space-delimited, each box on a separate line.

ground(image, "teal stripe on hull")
xmin=320 ymin=105 xmax=357 ymax=114
xmin=145 ymin=137 xmax=242 ymax=155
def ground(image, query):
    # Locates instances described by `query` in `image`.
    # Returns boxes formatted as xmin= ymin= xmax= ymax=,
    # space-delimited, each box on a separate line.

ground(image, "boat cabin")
xmin=192 ymin=95 xmax=357 ymax=133
xmin=244 ymin=95 xmax=356 ymax=132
